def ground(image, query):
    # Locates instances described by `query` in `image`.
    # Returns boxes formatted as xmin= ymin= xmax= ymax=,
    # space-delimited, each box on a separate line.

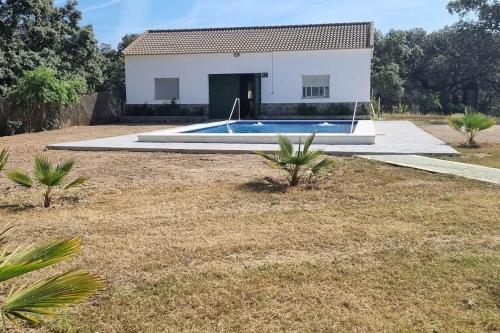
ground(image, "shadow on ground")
xmin=240 ymin=177 xmax=288 ymax=193
xmin=0 ymin=203 xmax=37 ymax=213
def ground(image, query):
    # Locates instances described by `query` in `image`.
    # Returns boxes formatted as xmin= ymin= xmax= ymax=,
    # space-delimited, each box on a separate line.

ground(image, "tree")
xmin=99 ymin=34 xmax=139 ymax=97
xmin=419 ymin=24 xmax=500 ymax=113
xmin=448 ymin=0 xmax=500 ymax=32
xmin=372 ymin=62 xmax=405 ymax=108
xmin=9 ymin=67 xmax=87 ymax=132
xmin=372 ymin=29 xmax=426 ymax=109
xmin=0 ymin=233 xmax=103 ymax=330
xmin=255 ymin=134 xmax=333 ymax=187
xmin=118 ymin=34 xmax=141 ymax=53
xmin=0 ymin=0 xmax=103 ymax=95
xmin=372 ymin=21 xmax=499 ymax=114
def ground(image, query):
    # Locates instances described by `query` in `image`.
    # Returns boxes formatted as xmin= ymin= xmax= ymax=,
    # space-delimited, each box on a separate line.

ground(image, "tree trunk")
xmin=466 ymin=129 xmax=479 ymax=146
xmin=43 ymin=188 xmax=52 ymax=208
xmin=290 ymin=167 xmax=300 ymax=186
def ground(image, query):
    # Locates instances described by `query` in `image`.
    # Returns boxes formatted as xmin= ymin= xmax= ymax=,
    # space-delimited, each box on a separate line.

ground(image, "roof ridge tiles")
xmin=124 ymin=22 xmax=374 ymax=56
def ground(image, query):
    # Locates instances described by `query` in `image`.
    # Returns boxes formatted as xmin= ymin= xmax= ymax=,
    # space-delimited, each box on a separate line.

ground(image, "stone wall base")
xmin=124 ymin=104 xmax=209 ymax=117
xmin=122 ymin=102 xmax=370 ymax=123
xmin=259 ymin=102 xmax=370 ymax=119
xmin=121 ymin=116 xmax=208 ymax=124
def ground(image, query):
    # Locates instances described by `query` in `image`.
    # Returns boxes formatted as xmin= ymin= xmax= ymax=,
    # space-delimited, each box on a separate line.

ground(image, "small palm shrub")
xmin=0 ymin=148 xmax=8 ymax=173
xmin=0 ymin=230 xmax=104 ymax=330
xmin=7 ymin=154 xmax=88 ymax=208
xmin=255 ymin=133 xmax=333 ymax=186
xmin=448 ymin=107 xmax=496 ymax=146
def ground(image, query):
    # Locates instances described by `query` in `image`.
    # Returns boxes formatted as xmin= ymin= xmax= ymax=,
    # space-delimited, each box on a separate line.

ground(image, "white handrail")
xmin=351 ymin=68 xmax=365 ymax=134
xmin=350 ymin=100 xmax=358 ymax=134
xmin=226 ymin=98 xmax=240 ymax=133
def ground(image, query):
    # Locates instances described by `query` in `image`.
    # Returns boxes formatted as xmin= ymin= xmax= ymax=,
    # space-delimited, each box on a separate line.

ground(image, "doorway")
xmin=208 ymin=74 xmax=261 ymax=119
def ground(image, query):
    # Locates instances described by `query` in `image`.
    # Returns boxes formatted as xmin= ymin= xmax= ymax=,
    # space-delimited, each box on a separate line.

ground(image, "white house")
xmin=123 ymin=22 xmax=374 ymax=120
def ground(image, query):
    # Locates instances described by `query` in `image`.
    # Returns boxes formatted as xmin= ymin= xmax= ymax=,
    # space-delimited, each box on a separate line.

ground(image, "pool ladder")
xmin=226 ymin=98 xmax=241 ymax=133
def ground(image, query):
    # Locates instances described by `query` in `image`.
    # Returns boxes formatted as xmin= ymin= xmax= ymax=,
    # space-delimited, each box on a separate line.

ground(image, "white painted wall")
xmin=125 ymin=49 xmax=373 ymax=105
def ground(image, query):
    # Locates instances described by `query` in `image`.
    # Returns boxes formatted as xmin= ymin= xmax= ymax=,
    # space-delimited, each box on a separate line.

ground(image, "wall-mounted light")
xmin=261 ymin=72 xmax=269 ymax=78
xmin=233 ymin=52 xmax=240 ymax=57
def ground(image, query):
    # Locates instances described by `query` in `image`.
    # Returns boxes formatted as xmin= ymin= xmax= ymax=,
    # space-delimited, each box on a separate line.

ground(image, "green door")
xmin=254 ymin=74 xmax=261 ymax=117
xmin=209 ymin=74 xmax=240 ymax=119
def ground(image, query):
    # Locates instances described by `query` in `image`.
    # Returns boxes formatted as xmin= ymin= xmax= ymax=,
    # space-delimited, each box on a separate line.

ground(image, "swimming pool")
xmin=137 ymin=120 xmax=376 ymax=145
xmin=185 ymin=121 xmax=354 ymax=134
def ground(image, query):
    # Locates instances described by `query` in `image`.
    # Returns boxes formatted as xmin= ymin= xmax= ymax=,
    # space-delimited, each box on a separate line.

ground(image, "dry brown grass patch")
xmin=0 ymin=125 xmax=498 ymax=332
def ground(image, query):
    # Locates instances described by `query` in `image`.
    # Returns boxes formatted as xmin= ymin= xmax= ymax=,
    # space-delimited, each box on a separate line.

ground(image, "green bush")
xmin=8 ymin=67 xmax=87 ymax=132
xmin=446 ymin=103 xmax=467 ymax=114
xmin=6 ymin=120 xmax=24 ymax=136
xmin=392 ymin=103 xmax=410 ymax=113
xmin=41 ymin=109 xmax=62 ymax=131
xmin=420 ymin=92 xmax=442 ymax=113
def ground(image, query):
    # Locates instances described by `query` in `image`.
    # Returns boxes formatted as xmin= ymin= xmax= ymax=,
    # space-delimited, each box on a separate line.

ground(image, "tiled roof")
xmin=124 ymin=22 xmax=374 ymax=55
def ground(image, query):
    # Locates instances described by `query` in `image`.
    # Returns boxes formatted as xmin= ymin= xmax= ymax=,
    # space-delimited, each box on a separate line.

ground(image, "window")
xmin=302 ymin=75 xmax=330 ymax=98
xmin=155 ymin=78 xmax=179 ymax=100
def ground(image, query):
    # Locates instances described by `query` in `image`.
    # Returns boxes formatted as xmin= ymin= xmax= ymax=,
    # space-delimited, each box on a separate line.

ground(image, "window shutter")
xmin=303 ymin=75 xmax=329 ymax=87
xmin=155 ymin=78 xmax=180 ymax=100
xmin=302 ymin=75 xmax=330 ymax=98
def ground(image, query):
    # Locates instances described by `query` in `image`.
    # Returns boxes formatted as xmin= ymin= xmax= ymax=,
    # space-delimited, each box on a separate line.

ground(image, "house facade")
xmin=124 ymin=22 xmax=374 ymax=120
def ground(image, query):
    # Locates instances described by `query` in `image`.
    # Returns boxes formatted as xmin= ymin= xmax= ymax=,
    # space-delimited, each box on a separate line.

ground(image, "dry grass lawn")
xmin=0 ymin=125 xmax=499 ymax=332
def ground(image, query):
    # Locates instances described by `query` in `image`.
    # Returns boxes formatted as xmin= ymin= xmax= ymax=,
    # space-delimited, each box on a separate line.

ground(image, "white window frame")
xmin=154 ymin=78 xmax=180 ymax=101
xmin=302 ymin=75 xmax=330 ymax=99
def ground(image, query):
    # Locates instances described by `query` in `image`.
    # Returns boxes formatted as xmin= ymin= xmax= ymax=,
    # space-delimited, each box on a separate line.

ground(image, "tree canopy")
xmin=9 ymin=66 xmax=87 ymax=131
xmin=99 ymin=34 xmax=139 ymax=97
xmin=372 ymin=0 xmax=500 ymax=114
xmin=447 ymin=0 xmax=500 ymax=32
xmin=0 ymin=0 xmax=103 ymax=95
xmin=0 ymin=0 xmax=498 ymax=116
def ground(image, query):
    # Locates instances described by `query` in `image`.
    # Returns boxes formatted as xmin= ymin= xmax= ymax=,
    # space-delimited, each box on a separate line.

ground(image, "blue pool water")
xmin=185 ymin=121 xmax=355 ymax=134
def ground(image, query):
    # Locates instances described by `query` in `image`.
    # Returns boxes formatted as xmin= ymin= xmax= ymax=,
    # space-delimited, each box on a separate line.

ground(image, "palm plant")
xmin=7 ymin=154 xmax=88 ymax=208
xmin=448 ymin=107 xmax=496 ymax=146
xmin=0 ymin=231 xmax=104 ymax=330
xmin=255 ymin=133 xmax=333 ymax=186
xmin=0 ymin=148 xmax=8 ymax=173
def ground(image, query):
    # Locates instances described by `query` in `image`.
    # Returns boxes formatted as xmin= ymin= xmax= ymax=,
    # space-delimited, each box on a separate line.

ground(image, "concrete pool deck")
xmin=47 ymin=121 xmax=459 ymax=155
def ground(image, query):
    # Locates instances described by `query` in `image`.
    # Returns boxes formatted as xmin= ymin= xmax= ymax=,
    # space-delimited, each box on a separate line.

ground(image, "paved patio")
xmin=47 ymin=121 xmax=459 ymax=155
xmin=359 ymin=155 xmax=500 ymax=185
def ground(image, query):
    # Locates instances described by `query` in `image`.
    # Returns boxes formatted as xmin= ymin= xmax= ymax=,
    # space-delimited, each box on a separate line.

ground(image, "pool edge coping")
xmin=137 ymin=120 xmax=376 ymax=145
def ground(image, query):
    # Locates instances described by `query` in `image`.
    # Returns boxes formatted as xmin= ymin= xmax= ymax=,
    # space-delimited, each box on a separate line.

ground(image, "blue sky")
xmin=55 ymin=0 xmax=458 ymax=46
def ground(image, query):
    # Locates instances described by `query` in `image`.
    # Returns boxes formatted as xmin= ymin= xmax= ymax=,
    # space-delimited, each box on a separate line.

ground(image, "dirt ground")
xmin=419 ymin=125 xmax=500 ymax=168
xmin=420 ymin=124 xmax=500 ymax=144
xmin=0 ymin=124 xmax=499 ymax=332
